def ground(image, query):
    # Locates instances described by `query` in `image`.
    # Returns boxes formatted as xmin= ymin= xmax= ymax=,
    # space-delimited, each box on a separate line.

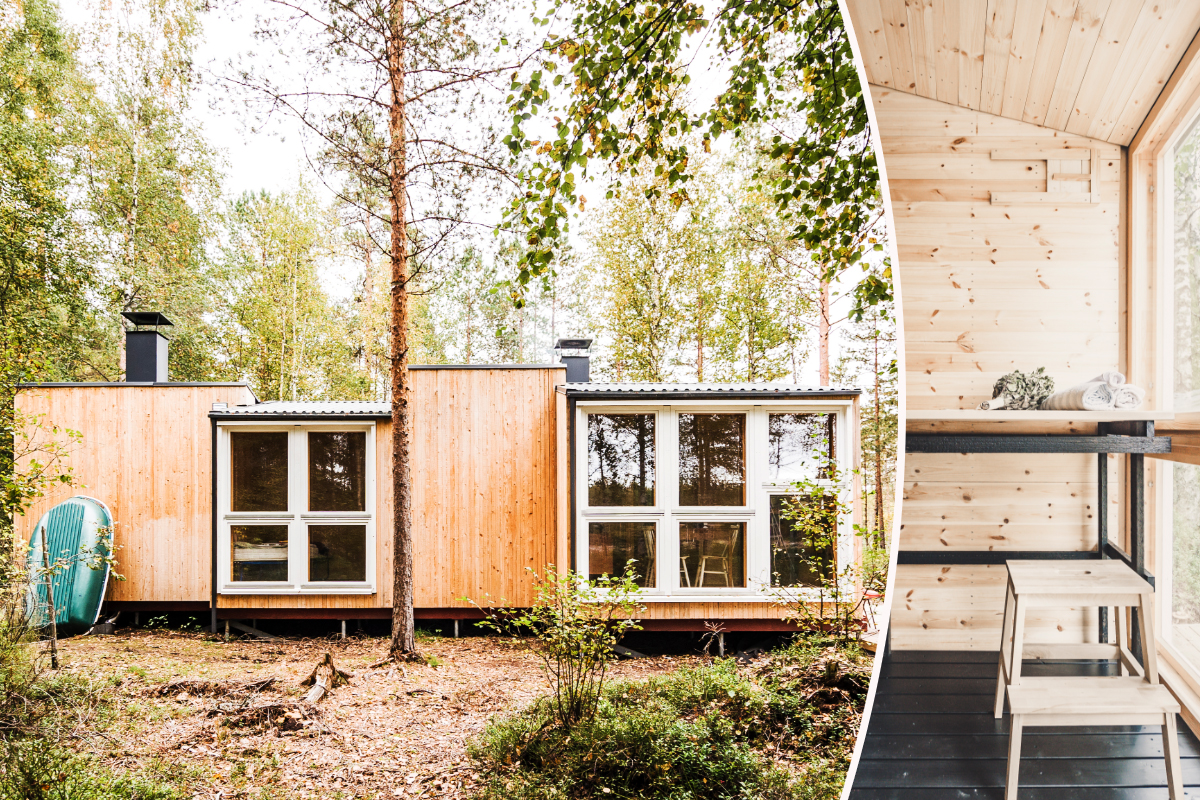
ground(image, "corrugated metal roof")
xmin=211 ymin=401 xmax=390 ymax=418
xmin=561 ymin=383 xmax=861 ymax=397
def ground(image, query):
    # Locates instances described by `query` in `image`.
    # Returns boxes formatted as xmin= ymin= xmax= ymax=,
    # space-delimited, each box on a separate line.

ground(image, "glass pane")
xmin=679 ymin=522 xmax=745 ymax=588
xmin=587 ymin=414 xmax=655 ymax=506
xmin=678 ymin=414 xmax=745 ymax=506
xmin=309 ymin=524 xmax=367 ymax=582
xmin=1176 ymin=120 xmax=1200 ymax=410
xmin=768 ymin=413 xmax=836 ymax=483
xmin=231 ymin=432 xmax=288 ymax=512
xmin=587 ymin=521 xmax=655 ymax=588
xmin=1172 ymin=463 xmax=1200 ymax=670
xmin=231 ymin=525 xmax=289 ymax=582
xmin=309 ymin=432 xmax=367 ymax=511
xmin=770 ymin=495 xmax=836 ymax=587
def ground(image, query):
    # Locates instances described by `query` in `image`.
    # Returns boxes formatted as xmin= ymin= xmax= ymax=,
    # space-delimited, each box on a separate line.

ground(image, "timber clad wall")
xmin=408 ymin=367 xmax=561 ymax=609
xmin=876 ymin=88 xmax=1122 ymax=649
xmin=16 ymin=385 xmax=257 ymax=604
xmin=219 ymin=367 xmax=566 ymax=611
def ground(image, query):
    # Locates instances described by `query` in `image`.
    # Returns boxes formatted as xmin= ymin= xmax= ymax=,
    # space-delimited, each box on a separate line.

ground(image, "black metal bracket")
xmin=902 ymin=418 xmax=1166 ymax=648
xmin=906 ymin=434 xmax=1170 ymax=454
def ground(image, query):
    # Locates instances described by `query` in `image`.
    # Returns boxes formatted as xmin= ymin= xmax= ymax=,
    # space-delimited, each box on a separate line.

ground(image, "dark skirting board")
xmin=849 ymin=650 xmax=1200 ymax=799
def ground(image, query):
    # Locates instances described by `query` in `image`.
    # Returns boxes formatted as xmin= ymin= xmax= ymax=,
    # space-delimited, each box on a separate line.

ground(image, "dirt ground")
xmin=56 ymin=629 xmax=708 ymax=800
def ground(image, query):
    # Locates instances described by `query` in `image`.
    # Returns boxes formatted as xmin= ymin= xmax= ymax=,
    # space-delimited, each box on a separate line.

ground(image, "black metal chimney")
xmin=121 ymin=311 xmax=173 ymax=383
xmin=555 ymin=337 xmax=592 ymax=382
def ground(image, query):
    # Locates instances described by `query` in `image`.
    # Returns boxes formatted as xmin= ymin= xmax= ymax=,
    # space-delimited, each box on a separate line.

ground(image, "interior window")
xmin=587 ymin=521 xmax=656 ymax=587
xmin=678 ymin=413 xmax=745 ymax=505
xmin=587 ymin=414 xmax=655 ymax=506
xmin=768 ymin=413 xmax=836 ymax=483
xmin=231 ymin=432 xmax=288 ymax=512
xmin=231 ymin=524 xmax=289 ymax=581
xmin=1174 ymin=117 xmax=1200 ymax=410
xmin=678 ymin=521 xmax=745 ymax=587
xmin=309 ymin=431 xmax=367 ymax=511
xmin=769 ymin=495 xmax=835 ymax=587
xmin=308 ymin=524 xmax=367 ymax=582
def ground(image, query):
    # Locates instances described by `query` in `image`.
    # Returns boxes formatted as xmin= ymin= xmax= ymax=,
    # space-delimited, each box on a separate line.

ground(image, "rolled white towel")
xmin=1113 ymin=384 xmax=1146 ymax=410
xmin=1089 ymin=371 xmax=1126 ymax=387
xmin=1040 ymin=381 xmax=1115 ymax=411
xmin=979 ymin=393 xmax=1008 ymax=411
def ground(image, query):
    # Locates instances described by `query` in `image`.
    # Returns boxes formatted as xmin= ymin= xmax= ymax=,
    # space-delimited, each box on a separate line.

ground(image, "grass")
xmin=469 ymin=634 xmax=870 ymax=800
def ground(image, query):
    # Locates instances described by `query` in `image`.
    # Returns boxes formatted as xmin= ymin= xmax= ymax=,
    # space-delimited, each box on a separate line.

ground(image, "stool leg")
xmin=1115 ymin=606 xmax=1127 ymax=676
xmin=1138 ymin=591 xmax=1159 ymax=684
xmin=1009 ymin=594 xmax=1028 ymax=687
xmin=1164 ymin=713 xmax=1184 ymax=800
xmin=1006 ymin=713 xmax=1023 ymax=800
xmin=996 ymin=581 xmax=1016 ymax=718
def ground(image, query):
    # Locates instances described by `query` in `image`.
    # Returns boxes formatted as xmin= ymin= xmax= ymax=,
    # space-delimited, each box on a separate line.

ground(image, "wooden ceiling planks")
xmin=845 ymin=0 xmax=1200 ymax=145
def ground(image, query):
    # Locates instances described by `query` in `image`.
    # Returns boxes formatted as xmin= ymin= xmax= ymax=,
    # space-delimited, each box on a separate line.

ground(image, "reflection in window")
xmin=769 ymin=413 xmax=836 ymax=483
xmin=309 ymin=432 xmax=367 ymax=511
xmin=309 ymin=524 xmax=367 ymax=582
xmin=588 ymin=414 xmax=655 ymax=506
xmin=770 ymin=495 xmax=835 ymax=587
xmin=678 ymin=414 xmax=745 ymax=506
xmin=1176 ymin=120 xmax=1200 ymax=410
xmin=231 ymin=525 xmax=289 ymax=581
xmin=231 ymin=432 xmax=288 ymax=512
xmin=588 ymin=521 xmax=656 ymax=587
xmin=679 ymin=522 xmax=745 ymax=588
xmin=1172 ymin=463 xmax=1200 ymax=671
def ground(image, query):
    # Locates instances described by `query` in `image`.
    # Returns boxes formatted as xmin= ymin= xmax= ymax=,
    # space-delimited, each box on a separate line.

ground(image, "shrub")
xmin=475 ymin=567 xmax=643 ymax=729
xmin=470 ymin=634 xmax=870 ymax=800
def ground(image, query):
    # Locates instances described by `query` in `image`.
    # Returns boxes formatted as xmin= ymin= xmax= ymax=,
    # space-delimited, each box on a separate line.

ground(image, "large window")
xmin=1173 ymin=118 xmax=1200 ymax=411
xmin=577 ymin=403 xmax=848 ymax=596
xmin=219 ymin=424 xmax=375 ymax=593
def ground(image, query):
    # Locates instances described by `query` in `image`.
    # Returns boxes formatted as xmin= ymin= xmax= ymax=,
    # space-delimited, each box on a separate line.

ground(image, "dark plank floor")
xmin=849 ymin=650 xmax=1200 ymax=799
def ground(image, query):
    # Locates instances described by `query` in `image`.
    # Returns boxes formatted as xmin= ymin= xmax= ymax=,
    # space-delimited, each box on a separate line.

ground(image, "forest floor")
xmin=56 ymin=629 xmax=706 ymax=800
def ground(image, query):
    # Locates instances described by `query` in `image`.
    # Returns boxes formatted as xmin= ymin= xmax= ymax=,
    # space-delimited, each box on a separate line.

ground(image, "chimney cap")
xmin=555 ymin=337 xmax=592 ymax=351
xmin=121 ymin=311 xmax=174 ymax=328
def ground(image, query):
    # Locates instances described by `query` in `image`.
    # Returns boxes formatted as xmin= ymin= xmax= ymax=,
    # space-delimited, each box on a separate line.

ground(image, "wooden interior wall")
xmin=879 ymin=88 xmax=1124 ymax=648
xmin=846 ymin=0 xmax=1200 ymax=146
xmin=16 ymin=385 xmax=257 ymax=604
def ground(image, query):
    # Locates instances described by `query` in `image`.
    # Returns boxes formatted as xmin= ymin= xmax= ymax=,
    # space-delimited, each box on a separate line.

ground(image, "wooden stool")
xmin=996 ymin=560 xmax=1183 ymax=799
xmin=995 ymin=559 xmax=1155 ymax=719
xmin=1006 ymin=681 xmax=1183 ymax=800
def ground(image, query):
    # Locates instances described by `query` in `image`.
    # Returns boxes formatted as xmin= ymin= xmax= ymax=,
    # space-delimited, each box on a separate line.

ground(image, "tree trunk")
xmin=818 ymin=279 xmax=831 ymax=386
xmin=386 ymin=0 xmax=416 ymax=659
xmin=873 ymin=312 xmax=884 ymax=543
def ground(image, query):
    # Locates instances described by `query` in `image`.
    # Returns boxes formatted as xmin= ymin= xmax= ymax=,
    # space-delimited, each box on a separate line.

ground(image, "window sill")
xmin=219 ymin=584 xmax=376 ymax=595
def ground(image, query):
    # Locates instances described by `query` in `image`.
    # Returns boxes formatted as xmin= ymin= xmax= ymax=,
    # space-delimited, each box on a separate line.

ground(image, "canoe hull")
xmin=27 ymin=496 xmax=113 ymax=636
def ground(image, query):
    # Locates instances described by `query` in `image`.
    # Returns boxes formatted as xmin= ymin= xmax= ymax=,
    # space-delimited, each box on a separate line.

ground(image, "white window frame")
xmin=216 ymin=421 xmax=377 ymax=595
xmin=574 ymin=399 xmax=854 ymax=602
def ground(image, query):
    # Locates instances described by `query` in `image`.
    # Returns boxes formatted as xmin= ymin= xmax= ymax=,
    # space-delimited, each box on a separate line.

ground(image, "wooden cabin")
xmin=15 ymin=335 xmax=862 ymax=632
xmin=845 ymin=1 xmax=1200 ymax=795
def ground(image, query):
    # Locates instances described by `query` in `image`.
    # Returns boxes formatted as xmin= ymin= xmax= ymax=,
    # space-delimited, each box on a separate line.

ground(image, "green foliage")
xmin=988 ymin=367 xmax=1056 ymax=410
xmin=774 ymin=462 xmax=885 ymax=640
xmin=470 ymin=635 xmax=869 ymax=800
xmin=0 ymin=739 xmax=181 ymax=800
xmin=579 ymin=152 xmax=821 ymax=382
xmin=502 ymin=0 xmax=887 ymax=319
xmin=214 ymin=186 xmax=376 ymax=400
xmin=475 ymin=568 xmax=644 ymax=729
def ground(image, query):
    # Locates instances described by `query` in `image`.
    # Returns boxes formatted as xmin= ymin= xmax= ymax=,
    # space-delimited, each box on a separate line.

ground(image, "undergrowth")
xmin=469 ymin=634 xmax=870 ymax=800
xmin=0 ymin=573 xmax=183 ymax=799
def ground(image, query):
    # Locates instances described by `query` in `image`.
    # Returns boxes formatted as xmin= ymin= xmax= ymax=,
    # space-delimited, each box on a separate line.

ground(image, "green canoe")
xmin=27 ymin=496 xmax=114 ymax=636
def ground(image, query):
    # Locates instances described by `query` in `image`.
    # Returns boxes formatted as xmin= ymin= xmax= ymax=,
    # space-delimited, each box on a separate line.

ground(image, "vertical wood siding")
xmin=16 ymin=385 xmax=257 ymax=603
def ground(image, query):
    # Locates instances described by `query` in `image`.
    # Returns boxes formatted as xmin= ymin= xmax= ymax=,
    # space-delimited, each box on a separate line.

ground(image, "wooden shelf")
xmin=906 ymin=410 xmax=1174 ymax=423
